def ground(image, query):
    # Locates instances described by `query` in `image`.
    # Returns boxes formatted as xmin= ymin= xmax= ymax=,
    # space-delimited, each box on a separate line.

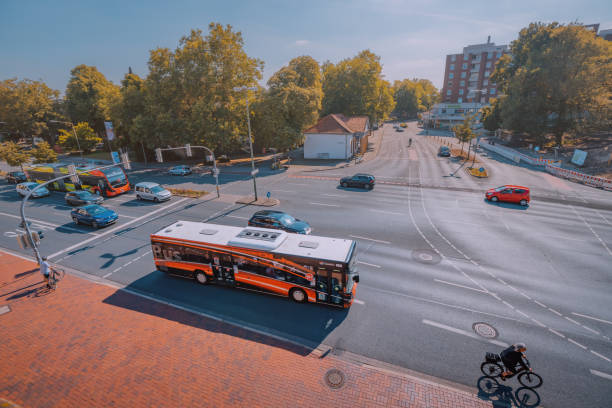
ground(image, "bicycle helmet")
xmin=515 ymin=342 xmax=526 ymax=350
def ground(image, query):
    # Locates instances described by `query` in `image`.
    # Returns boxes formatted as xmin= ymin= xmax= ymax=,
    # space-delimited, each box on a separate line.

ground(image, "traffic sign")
xmin=212 ymin=168 xmax=220 ymax=176
xmin=250 ymin=168 xmax=259 ymax=176
xmin=479 ymin=167 xmax=485 ymax=172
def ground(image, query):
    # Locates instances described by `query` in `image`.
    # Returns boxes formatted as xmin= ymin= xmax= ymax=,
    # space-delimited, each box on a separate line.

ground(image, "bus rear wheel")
xmin=195 ymin=270 xmax=208 ymax=285
xmin=290 ymin=288 xmax=307 ymax=303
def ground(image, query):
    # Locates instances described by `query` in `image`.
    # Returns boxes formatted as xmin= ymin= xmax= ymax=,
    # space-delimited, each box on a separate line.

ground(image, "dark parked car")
xmin=438 ymin=146 xmax=451 ymax=157
xmin=339 ymin=174 xmax=376 ymax=190
xmin=65 ymin=190 xmax=104 ymax=206
xmin=6 ymin=171 xmax=27 ymax=184
xmin=248 ymin=210 xmax=311 ymax=234
xmin=71 ymin=204 xmax=118 ymax=228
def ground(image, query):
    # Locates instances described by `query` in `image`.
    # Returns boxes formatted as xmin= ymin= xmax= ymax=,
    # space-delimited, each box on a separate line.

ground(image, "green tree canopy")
xmin=58 ymin=122 xmax=101 ymax=153
xmin=0 ymin=78 xmax=61 ymax=142
xmin=493 ymin=22 xmax=612 ymax=145
xmin=65 ymin=65 xmax=120 ymax=136
xmin=253 ymin=56 xmax=323 ymax=150
xmin=31 ymin=141 xmax=57 ymax=163
xmin=0 ymin=141 xmax=31 ymax=168
xmin=111 ymin=72 xmax=146 ymax=151
xmin=481 ymin=98 xmax=502 ymax=132
xmin=453 ymin=114 xmax=477 ymax=155
xmin=322 ymin=50 xmax=394 ymax=123
xmin=392 ymin=79 xmax=439 ymax=119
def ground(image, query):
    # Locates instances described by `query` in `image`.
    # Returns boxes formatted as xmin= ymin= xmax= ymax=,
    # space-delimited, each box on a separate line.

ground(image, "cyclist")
xmin=40 ymin=256 xmax=51 ymax=288
xmin=409 ymin=138 xmax=413 ymax=146
xmin=500 ymin=343 xmax=529 ymax=380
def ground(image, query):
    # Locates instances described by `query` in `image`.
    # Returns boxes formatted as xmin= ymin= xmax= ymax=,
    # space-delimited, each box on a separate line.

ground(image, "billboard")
xmin=104 ymin=121 xmax=115 ymax=141
xmin=571 ymin=149 xmax=587 ymax=166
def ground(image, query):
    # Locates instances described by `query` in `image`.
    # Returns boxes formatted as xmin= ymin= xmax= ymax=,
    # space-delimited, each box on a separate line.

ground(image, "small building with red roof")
xmin=303 ymin=114 xmax=369 ymax=159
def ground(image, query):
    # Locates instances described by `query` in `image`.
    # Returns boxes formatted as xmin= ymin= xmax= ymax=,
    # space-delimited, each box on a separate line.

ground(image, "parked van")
xmin=135 ymin=182 xmax=172 ymax=202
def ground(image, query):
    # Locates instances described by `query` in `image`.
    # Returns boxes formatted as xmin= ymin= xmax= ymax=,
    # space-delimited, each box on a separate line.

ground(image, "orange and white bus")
xmin=150 ymin=221 xmax=359 ymax=307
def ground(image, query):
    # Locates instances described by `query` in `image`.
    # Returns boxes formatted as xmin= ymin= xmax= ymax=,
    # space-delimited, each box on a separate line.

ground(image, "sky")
xmin=1 ymin=0 xmax=611 ymax=93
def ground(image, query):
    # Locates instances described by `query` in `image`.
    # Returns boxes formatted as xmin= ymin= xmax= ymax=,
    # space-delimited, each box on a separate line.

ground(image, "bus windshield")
xmin=101 ymin=167 xmax=127 ymax=187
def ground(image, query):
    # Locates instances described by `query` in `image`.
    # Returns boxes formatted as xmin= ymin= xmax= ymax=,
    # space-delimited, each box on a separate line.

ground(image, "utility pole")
xmin=234 ymin=86 xmax=259 ymax=201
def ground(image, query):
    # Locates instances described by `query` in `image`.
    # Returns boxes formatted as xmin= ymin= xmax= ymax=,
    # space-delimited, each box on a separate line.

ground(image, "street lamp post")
xmin=233 ymin=86 xmax=258 ymax=201
xmin=50 ymin=120 xmax=83 ymax=159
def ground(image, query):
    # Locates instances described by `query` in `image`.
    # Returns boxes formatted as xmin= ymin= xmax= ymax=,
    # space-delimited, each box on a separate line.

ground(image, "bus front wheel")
xmin=290 ymin=288 xmax=307 ymax=303
xmin=195 ymin=270 xmax=208 ymax=285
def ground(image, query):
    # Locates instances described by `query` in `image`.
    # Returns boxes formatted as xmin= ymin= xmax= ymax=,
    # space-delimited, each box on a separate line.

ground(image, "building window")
xmin=462 ymin=63 xmax=467 ymax=69
xmin=450 ymin=64 xmax=455 ymax=70
xmin=459 ymin=89 xmax=464 ymax=95
xmin=446 ymin=90 xmax=451 ymax=96
xmin=458 ymin=97 xmax=463 ymax=103
xmin=461 ymin=72 xmax=466 ymax=78
xmin=460 ymin=80 xmax=465 ymax=86
xmin=451 ymin=55 xmax=456 ymax=62
xmin=487 ymin=52 xmax=493 ymax=59
xmin=496 ymin=51 xmax=502 ymax=58
xmin=484 ymin=71 xmax=490 ymax=77
xmin=447 ymin=81 xmax=453 ymax=88
xmin=449 ymin=73 xmax=454 ymax=79
xmin=486 ymin=61 xmax=491 ymax=68
xmin=490 ymin=88 xmax=496 ymax=95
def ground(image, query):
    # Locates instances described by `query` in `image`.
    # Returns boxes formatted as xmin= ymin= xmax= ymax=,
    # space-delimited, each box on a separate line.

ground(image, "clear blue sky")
xmin=1 ymin=0 xmax=611 ymax=92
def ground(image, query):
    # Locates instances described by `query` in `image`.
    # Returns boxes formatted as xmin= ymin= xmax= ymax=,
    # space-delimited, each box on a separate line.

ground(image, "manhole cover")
xmin=473 ymin=322 xmax=498 ymax=339
xmin=324 ymin=369 xmax=345 ymax=389
xmin=411 ymin=249 xmax=442 ymax=265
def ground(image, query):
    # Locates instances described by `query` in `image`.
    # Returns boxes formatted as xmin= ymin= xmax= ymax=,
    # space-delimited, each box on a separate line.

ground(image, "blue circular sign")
xmin=479 ymin=167 xmax=485 ymax=172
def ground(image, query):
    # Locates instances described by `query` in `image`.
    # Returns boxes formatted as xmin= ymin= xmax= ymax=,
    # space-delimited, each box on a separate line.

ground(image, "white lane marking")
xmin=433 ymin=279 xmax=487 ymax=294
xmin=590 ymin=350 xmax=612 ymax=362
xmin=349 ymin=235 xmax=390 ymax=245
xmin=516 ymin=309 xmax=530 ymax=319
xmin=568 ymin=338 xmax=588 ymax=350
xmin=370 ymin=209 xmax=405 ymax=216
xmin=572 ymin=312 xmax=612 ymax=326
xmin=290 ymin=183 xmax=309 ymax=186
xmin=353 ymin=299 xmax=365 ymax=305
xmin=534 ymin=300 xmax=547 ymax=308
xmin=531 ymin=318 xmax=546 ymax=328
xmin=595 ymin=210 xmax=612 ymax=227
xmin=590 ymin=369 xmax=612 ymax=381
xmin=582 ymin=325 xmax=601 ymax=335
xmin=225 ymin=215 xmax=249 ymax=220
xmin=548 ymin=307 xmax=563 ymax=317
xmin=422 ymin=319 xmax=509 ymax=347
xmin=519 ymin=291 xmax=532 ymax=300
xmin=309 ymin=202 xmax=340 ymax=207
xmin=548 ymin=328 xmax=566 ymax=338
xmin=571 ymin=205 xmax=612 ymax=257
xmin=322 ymin=193 xmax=343 ymax=197
xmin=325 ymin=318 xmax=333 ymax=329
xmin=47 ymin=198 xmax=189 ymax=259
xmin=102 ymin=272 xmax=113 ymax=278
xmin=0 ymin=211 xmax=100 ymax=236
xmin=117 ymin=214 xmax=137 ymax=219
xmin=357 ymin=261 xmax=381 ymax=268
xmin=564 ymin=316 xmax=581 ymax=326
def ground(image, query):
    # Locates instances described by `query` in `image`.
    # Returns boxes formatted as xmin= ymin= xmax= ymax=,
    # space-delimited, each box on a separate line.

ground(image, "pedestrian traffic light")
xmin=155 ymin=148 xmax=163 ymax=163
xmin=185 ymin=144 xmax=192 ymax=157
xmin=121 ymin=152 xmax=131 ymax=170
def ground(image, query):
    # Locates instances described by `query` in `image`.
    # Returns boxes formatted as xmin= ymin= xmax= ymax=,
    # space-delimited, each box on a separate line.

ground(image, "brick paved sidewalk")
xmin=0 ymin=250 xmax=492 ymax=408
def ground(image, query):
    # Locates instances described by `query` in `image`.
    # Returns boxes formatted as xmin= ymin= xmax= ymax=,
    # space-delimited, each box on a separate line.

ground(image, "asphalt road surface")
xmin=2 ymin=122 xmax=611 ymax=408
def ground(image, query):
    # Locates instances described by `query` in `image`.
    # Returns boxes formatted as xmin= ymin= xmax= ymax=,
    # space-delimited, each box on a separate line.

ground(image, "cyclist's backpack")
xmin=486 ymin=352 xmax=501 ymax=363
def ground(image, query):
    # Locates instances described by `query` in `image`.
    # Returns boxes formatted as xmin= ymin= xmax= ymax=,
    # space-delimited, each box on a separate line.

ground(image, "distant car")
xmin=71 ymin=204 xmax=118 ymax=228
xmin=396 ymin=128 xmax=404 ymax=132
xmin=65 ymin=190 xmax=104 ymax=206
xmin=135 ymin=182 xmax=172 ymax=202
xmin=393 ymin=124 xmax=399 ymax=129
xmin=400 ymin=123 xmax=407 ymax=128
xmin=248 ymin=210 xmax=311 ymax=234
xmin=168 ymin=165 xmax=192 ymax=176
xmin=340 ymin=173 xmax=376 ymax=190
xmin=16 ymin=182 xmax=50 ymax=198
xmin=372 ymin=124 xmax=379 ymax=130
xmin=438 ymin=146 xmax=451 ymax=157
xmin=485 ymin=185 xmax=530 ymax=206
xmin=6 ymin=171 xmax=27 ymax=184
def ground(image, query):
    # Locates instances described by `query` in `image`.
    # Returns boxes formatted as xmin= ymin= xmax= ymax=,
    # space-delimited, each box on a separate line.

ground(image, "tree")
xmin=453 ymin=114 xmax=477 ymax=156
xmin=58 ymin=122 xmax=101 ymax=153
xmin=65 ymin=65 xmax=120 ymax=136
xmin=111 ymin=72 xmax=146 ymax=154
xmin=322 ymin=50 xmax=394 ymax=123
xmin=0 ymin=142 xmax=30 ymax=169
xmin=481 ymin=99 xmax=502 ymax=132
xmin=493 ymin=22 xmax=612 ymax=145
xmin=253 ymin=56 xmax=323 ymax=150
xmin=392 ymin=79 xmax=439 ymax=119
xmin=31 ymin=141 xmax=57 ymax=163
xmin=0 ymin=78 xmax=61 ymax=143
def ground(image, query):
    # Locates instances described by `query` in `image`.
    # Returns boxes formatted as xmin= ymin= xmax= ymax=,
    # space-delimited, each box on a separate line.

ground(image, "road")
xmin=1 ymin=121 xmax=611 ymax=408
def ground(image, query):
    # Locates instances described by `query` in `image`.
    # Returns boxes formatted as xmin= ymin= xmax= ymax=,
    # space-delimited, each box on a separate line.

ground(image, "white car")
xmin=168 ymin=165 xmax=192 ymax=176
xmin=16 ymin=182 xmax=50 ymax=198
xmin=135 ymin=182 xmax=172 ymax=202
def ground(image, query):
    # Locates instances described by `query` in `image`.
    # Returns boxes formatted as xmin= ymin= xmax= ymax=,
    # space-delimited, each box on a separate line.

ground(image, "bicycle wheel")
xmin=481 ymin=362 xmax=503 ymax=377
xmin=515 ymin=387 xmax=541 ymax=407
xmin=477 ymin=376 xmax=501 ymax=398
xmin=53 ymin=269 xmax=65 ymax=282
xmin=518 ymin=371 xmax=543 ymax=388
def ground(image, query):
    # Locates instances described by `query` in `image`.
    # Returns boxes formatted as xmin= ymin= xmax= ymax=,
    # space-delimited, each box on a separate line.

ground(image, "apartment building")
xmin=440 ymin=37 xmax=508 ymax=104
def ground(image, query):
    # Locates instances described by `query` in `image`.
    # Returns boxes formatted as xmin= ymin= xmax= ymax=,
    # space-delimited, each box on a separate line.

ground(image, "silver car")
xmin=168 ymin=165 xmax=192 ymax=176
xmin=16 ymin=182 xmax=50 ymax=198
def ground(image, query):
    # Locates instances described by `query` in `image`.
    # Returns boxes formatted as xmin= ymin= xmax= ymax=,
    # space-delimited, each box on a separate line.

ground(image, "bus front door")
xmin=316 ymin=268 xmax=343 ymax=305
xmin=213 ymin=256 xmax=235 ymax=286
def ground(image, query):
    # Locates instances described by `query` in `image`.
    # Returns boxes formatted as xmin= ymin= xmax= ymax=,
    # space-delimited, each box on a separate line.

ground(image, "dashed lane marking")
xmin=571 ymin=205 xmax=612 ymax=257
xmin=353 ymin=299 xmax=365 ymax=305
xmin=590 ymin=369 xmax=612 ymax=381
xmin=433 ymin=279 xmax=487 ymax=294
xmin=0 ymin=211 xmax=100 ymax=236
xmin=568 ymin=338 xmax=588 ymax=350
xmin=548 ymin=328 xmax=566 ymax=338
xmin=309 ymin=202 xmax=340 ymax=207
xmin=572 ymin=312 xmax=612 ymax=326
xmin=548 ymin=307 xmax=563 ymax=317
xmin=422 ymin=319 xmax=508 ymax=348
xmin=357 ymin=261 xmax=381 ymax=268
xmin=590 ymin=351 xmax=612 ymax=362
xmin=225 ymin=215 xmax=249 ymax=220
xmin=349 ymin=235 xmax=391 ymax=245
xmin=370 ymin=209 xmax=405 ymax=216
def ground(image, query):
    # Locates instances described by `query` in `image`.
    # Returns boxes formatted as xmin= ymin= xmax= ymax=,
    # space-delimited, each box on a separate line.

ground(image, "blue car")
xmin=71 ymin=204 xmax=118 ymax=228
xmin=248 ymin=210 xmax=312 ymax=234
xmin=168 ymin=165 xmax=192 ymax=176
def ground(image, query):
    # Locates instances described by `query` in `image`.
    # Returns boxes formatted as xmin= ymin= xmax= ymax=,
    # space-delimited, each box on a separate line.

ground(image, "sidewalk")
xmin=0 ymin=250 xmax=492 ymax=408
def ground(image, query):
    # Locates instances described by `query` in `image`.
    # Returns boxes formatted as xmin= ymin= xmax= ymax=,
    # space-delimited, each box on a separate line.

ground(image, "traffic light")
xmin=155 ymin=148 xmax=163 ymax=163
xmin=67 ymin=164 xmax=79 ymax=184
xmin=185 ymin=144 xmax=192 ymax=157
xmin=121 ymin=152 xmax=131 ymax=170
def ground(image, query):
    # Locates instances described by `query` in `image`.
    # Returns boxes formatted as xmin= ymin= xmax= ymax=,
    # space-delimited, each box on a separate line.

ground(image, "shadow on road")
xmin=102 ymin=270 xmax=349 ymax=356
xmin=484 ymin=199 xmax=529 ymax=211
xmin=477 ymin=375 xmax=541 ymax=408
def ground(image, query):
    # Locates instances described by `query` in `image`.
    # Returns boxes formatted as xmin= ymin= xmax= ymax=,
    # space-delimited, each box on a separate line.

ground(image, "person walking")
xmin=40 ymin=256 xmax=51 ymax=288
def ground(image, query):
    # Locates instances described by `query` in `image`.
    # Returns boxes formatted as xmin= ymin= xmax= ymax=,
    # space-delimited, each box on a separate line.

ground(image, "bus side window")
xmin=152 ymin=244 xmax=163 ymax=259
xmin=331 ymin=271 xmax=343 ymax=290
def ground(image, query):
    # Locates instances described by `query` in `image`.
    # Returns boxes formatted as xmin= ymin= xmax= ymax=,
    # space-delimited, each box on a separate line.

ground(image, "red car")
xmin=485 ymin=185 xmax=530 ymax=206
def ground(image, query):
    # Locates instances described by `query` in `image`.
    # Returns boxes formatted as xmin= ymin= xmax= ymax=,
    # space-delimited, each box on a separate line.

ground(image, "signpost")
xmin=251 ymin=168 xmax=259 ymax=176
